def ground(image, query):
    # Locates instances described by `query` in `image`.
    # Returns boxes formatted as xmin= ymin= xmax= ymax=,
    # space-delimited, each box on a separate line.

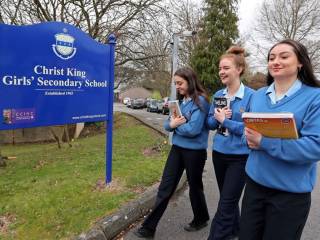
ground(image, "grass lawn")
xmin=0 ymin=112 xmax=169 ymax=240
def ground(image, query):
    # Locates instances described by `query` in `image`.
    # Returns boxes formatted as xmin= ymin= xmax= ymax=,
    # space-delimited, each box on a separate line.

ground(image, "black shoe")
xmin=134 ymin=227 xmax=155 ymax=238
xmin=184 ymin=221 xmax=208 ymax=232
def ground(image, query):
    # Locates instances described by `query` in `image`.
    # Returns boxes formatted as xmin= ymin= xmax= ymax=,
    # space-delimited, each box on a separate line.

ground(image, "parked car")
xmin=126 ymin=99 xmax=131 ymax=108
xmin=147 ymin=99 xmax=159 ymax=112
xmin=161 ymin=97 xmax=170 ymax=115
xmin=144 ymin=98 xmax=151 ymax=108
xmin=131 ymin=98 xmax=145 ymax=109
xmin=156 ymin=100 xmax=164 ymax=113
xmin=123 ymin=97 xmax=130 ymax=105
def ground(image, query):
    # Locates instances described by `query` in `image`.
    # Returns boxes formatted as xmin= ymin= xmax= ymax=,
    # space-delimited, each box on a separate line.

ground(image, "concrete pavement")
xmin=121 ymin=150 xmax=218 ymax=240
xmin=113 ymin=103 xmax=168 ymax=135
xmin=122 ymin=147 xmax=320 ymax=240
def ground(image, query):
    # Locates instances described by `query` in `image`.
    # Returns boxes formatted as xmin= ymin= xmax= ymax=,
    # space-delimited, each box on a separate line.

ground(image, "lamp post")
xmin=170 ymin=30 xmax=197 ymax=101
xmin=170 ymin=33 xmax=179 ymax=101
xmin=169 ymin=30 xmax=196 ymax=144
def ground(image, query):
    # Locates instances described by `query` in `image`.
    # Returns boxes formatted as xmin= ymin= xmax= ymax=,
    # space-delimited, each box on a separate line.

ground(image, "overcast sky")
xmin=238 ymin=0 xmax=263 ymax=35
xmin=237 ymin=0 xmax=267 ymax=72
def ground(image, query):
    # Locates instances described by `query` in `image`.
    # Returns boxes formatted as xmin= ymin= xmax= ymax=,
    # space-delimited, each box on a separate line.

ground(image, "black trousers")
xmin=239 ymin=176 xmax=311 ymax=240
xmin=208 ymin=151 xmax=248 ymax=240
xmin=142 ymin=145 xmax=209 ymax=231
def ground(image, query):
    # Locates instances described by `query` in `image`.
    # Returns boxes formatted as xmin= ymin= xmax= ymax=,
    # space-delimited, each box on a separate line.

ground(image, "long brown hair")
xmin=174 ymin=67 xmax=209 ymax=110
xmin=266 ymin=39 xmax=319 ymax=87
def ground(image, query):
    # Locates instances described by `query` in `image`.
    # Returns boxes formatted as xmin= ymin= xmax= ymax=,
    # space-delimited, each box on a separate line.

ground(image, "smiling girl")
xmin=240 ymin=39 xmax=320 ymax=240
xmin=207 ymin=46 xmax=255 ymax=240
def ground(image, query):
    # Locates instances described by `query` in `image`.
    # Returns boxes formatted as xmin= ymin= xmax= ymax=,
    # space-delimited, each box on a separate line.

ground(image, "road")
xmin=114 ymin=103 xmax=320 ymax=240
xmin=113 ymin=103 xmax=168 ymax=134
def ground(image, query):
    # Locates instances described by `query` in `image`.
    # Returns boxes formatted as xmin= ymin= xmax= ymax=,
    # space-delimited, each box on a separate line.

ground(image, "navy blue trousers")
xmin=142 ymin=145 xmax=209 ymax=231
xmin=208 ymin=150 xmax=248 ymax=240
xmin=239 ymin=176 xmax=311 ymax=240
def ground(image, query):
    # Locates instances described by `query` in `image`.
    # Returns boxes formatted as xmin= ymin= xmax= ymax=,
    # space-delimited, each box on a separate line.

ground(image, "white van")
xmin=123 ymin=97 xmax=130 ymax=105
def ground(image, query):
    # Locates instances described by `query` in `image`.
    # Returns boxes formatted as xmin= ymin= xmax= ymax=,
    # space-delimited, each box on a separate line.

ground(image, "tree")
xmin=0 ymin=0 xmax=207 ymax=94
xmin=139 ymin=0 xmax=205 ymax=97
xmin=246 ymin=72 xmax=267 ymax=90
xmin=125 ymin=0 xmax=205 ymax=97
xmin=0 ymin=0 xmax=170 ymax=147
xmin=131 ymin=26 xmax=172 ymax=97
xmin=190 ymin=0 xmax=239 ymax=94
xmin=249 ymin=0 xmax=320 ymax=74
xmin=0 ymin=0 xmax=169 ymax=87
xmin=166 ymin=0 xmax=204 ymax=67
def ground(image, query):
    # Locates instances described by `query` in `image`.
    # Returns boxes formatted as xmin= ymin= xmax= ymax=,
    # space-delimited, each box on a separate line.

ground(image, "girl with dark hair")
xmin=175 ymin=67 xmax=210 ymax=109
xmin=207 ymin=46 xmax=255 ymax=240
xmin=135 ymin=67 xmax=210 ymax=238
xmin=240 ymin=39 xmax=320 ymax=240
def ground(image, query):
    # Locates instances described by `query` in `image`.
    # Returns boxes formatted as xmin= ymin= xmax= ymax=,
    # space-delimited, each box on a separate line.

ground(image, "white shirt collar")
xmin=222 ymin=82 xmax=245 ymax=101
xmin=266 ymin=79 xmax=302 ymax=104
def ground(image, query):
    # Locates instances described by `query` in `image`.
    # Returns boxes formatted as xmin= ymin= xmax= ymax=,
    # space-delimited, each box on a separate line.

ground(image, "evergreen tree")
xmin=190 ymin=0 xmax=239 ymax=94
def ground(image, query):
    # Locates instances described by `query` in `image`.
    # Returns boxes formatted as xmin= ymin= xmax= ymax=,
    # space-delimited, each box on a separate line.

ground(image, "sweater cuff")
xmin=259 ymin=137 xmax=278 ymax=150
xmin=164 ymin=121 xmax=174 ymax=132
xmin=221 ymin=118 xmax=232 ymax=129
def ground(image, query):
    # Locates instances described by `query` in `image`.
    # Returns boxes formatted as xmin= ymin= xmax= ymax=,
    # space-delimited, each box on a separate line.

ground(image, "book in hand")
xmin=168 ymin=100 xmax=182 ymax=118
xmin=213 ymin=97 xmax=230 ymax=136
xmin=242 ymin=112 xmax=298 ymax=139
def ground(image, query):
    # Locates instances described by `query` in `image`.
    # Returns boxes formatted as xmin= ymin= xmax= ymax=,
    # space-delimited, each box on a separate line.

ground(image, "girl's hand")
xmin=214 ymin=108 xmax=226 ymax=123
xmin=245 ymin=127 xmax=262 ymax=149
xmin=224 ymin=107 xmax=232 ymax=119
xmin=170 ymin=116 xmax=186 ymax=128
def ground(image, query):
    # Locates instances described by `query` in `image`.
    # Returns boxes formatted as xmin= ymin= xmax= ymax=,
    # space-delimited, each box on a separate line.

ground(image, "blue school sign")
xmin=0 ymin=22 xmax=116 ymax=184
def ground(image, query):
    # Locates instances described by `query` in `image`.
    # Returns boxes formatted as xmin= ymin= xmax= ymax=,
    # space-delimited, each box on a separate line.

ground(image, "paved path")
xmin=114 ymin=103 xmax=320 ymax=240
xmin=114 ymin=103 xmax=168 ymax=135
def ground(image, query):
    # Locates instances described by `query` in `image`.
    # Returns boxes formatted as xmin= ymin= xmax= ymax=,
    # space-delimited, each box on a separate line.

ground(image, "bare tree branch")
xmin=249 ymin=0 xmax=320 ymax=74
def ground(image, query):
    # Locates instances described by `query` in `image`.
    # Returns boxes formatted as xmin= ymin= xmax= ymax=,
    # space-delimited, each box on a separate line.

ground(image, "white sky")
xmin=238 ymin=0 xmax=267 ymax=72
xmin=238 ymin=0 xmax=263 ymax=35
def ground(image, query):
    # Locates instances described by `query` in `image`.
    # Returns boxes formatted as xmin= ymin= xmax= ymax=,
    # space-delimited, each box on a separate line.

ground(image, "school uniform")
xmin=240 ymin=80 xmax=320 ymax=240
xmin=207 ymin=83 xmax=255 ymax=240
xmin=141 ymin=95 xmax=210 ymax=232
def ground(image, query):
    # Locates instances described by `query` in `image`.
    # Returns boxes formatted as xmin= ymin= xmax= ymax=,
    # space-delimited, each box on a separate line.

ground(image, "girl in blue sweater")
xmin=240 ymin=39 xmax=320 ymax=240
xmin=207 ymin=46 xmax=254 ymax=240
xmin=135 ymin=67 xmax=210 ymax=238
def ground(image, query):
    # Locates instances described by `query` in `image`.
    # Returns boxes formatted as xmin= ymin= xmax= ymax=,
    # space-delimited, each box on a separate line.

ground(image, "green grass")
xmin=0 ymin=112 xmax=169 ymax=240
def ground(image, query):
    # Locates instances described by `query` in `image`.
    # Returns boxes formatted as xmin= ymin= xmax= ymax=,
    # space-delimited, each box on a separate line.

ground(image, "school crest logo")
xmin=52 ymin=29 xmax=77 ymax=60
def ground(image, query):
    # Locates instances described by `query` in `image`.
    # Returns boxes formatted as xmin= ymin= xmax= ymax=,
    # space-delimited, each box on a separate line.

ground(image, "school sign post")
xmin=0 ymin=22 xmax=116 ymax=184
